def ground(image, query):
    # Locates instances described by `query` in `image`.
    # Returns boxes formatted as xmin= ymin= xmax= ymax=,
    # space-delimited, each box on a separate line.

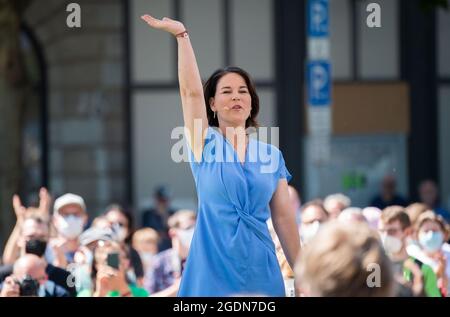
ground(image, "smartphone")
xmin=106 ymin=252 xmax=120 ymax=270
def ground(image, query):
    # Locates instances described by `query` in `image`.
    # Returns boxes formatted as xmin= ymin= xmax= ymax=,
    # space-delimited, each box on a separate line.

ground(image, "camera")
xmin=16 ymin=275 xmax=40 ymax=297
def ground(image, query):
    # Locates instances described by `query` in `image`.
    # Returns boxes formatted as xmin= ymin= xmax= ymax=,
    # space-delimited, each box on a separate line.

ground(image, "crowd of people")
xmin=0 ymin=175 xmax=449 ymax=297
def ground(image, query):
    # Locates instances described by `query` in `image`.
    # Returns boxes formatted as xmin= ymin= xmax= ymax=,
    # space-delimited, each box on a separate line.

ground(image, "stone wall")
xmin=23 ymin=0 xmax=127 ymax=216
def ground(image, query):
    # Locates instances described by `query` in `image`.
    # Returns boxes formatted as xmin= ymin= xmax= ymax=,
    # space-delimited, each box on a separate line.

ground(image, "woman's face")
xmin=210 ymin=72 xmax=252 ymax=127
xmin=105 ymin=210 xmax=129 ymax=233
xmin=419 ymin=220 xmax=442 ymax=235
xmin=418 ymin=220 xmax=445 ymax=252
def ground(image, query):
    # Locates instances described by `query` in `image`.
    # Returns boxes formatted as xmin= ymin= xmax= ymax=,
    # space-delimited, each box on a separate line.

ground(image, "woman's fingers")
xmin=141 ymin=14 xmax=163 ymax=28
xmin=12 ymin=195 xmax=26 ymax=219
xmin=140 ymin=14 xmax=185 ymax=35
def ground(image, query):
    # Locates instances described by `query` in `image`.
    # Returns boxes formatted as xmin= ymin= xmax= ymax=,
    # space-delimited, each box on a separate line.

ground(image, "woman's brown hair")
xmin=203 ymin=66 xmax=259 ymax=128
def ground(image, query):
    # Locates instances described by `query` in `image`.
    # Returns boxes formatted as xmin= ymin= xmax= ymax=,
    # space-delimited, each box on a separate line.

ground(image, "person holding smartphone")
xmin=77 ymin=241 xmax=148 ymax=297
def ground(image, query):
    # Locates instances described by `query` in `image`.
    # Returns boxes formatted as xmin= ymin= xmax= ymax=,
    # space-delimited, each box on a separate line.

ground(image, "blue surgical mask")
xmin=418 ymin=230 xmax=444 ymax=252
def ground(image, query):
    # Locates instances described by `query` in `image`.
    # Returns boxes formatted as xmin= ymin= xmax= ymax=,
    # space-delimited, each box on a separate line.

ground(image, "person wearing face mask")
xmin=407 ymin=211 xmax=450 ymax=296
xmin=2 ymin=187 xmax=52 ymax=265
xmin=144 ymin=210 xmax=196 ymax=297
xmin=48 ymin=193 xmax=89 ymax=268
xmin=132 ymin=228 xmax=160 ymax=276
xmin=103 ymin=205 xmax=145 ymax=287
xmin=379 ymin=206 xmax=441 ymax=297
xmin=300 ymin=200 xmax=329 ymax=246
xmin=0 ymin=213 xmax=76 ymax=296
xmin=0 ymin=254 xmax=69 ymax=297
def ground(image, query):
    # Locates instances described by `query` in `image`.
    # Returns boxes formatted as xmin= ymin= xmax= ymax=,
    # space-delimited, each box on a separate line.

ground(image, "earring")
xmin=213 ymin=111 xmax=216 ymax=119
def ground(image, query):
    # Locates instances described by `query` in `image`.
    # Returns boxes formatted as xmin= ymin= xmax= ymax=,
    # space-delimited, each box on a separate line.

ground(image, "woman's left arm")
xmin=269 ymin=179 xmax=300 ymax=269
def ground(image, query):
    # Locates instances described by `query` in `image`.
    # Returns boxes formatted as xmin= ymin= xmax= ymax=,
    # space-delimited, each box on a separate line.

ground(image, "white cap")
xmin=53 ymin=193 xmax=86 ymax=213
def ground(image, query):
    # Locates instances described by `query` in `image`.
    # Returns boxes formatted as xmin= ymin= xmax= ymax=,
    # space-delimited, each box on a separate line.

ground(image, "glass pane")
xmin=182 ymin=0 xmax=224 ymax=78
xmin=357 ymin=0 xmax=399 ymax=79
xmin=131 ymin=0 xmax=174 ymax=83
xmin=439 ymin=85 xmax=450 ymax=210
xmin=438 ymin=8 xmax=450 ymax=77
xmin=231 ymin=0 xmax=274 ymax=80
xmin=330 ymin=0 xmax=352 ymax=80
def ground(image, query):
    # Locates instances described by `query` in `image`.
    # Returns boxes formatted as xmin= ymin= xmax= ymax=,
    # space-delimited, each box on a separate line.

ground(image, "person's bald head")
xmin=13 ymin=254 xmax=47 ymax=284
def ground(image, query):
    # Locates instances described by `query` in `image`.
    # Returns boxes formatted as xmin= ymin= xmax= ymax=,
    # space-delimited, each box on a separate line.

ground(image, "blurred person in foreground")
xmin=379 ymin=206 xmax=441 ymax=297
xmin=144 ymin=210 xmax=196 ymax=297
xmin=295 ymin=221 xmax=394 ymax=297
xmin=323 ymin=193 xmax=351 ymax=219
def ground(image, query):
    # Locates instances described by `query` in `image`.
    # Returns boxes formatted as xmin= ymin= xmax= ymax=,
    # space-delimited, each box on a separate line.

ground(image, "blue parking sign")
xmin=307 ymin=61 xmax=331 ymax=107
xmin=308 ymin=0 xmax=329 ymax=37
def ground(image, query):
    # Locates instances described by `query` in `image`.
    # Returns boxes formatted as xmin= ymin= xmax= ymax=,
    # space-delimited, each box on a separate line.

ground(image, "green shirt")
xmin=403 ymin=257 xmax=442 ymax=297
xmin=77 ymin=285 xmax=149 ymax=297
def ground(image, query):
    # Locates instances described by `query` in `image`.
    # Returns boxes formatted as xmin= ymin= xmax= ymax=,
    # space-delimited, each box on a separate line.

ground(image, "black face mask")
xmin=25 ymin=239 xmax=47 ymax=257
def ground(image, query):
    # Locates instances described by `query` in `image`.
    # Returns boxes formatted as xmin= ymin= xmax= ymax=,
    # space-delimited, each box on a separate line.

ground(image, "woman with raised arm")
xmin=141 ymin=14 xmax=300 ymax=296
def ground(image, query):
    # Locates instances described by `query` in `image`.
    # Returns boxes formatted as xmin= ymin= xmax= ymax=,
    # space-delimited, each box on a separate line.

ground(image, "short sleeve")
xmin=277 ymin=151 xmax=292 ymax=182
xmin=187 ymin=127 xmax=218 ymax=183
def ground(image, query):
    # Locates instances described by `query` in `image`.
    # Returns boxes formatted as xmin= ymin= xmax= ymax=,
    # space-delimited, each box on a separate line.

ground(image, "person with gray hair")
xmin=323 ymin=193 xmax=351 ymax=219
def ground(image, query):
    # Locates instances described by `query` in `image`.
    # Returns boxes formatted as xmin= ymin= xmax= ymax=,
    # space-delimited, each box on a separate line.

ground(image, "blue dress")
xmin=178 ymin=127 xmax=292 ymax=297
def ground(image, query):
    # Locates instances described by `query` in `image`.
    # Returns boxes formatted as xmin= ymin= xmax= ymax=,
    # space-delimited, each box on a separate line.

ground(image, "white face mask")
xmin=140 ymin=252 xmax=155 ymax=266
xmin=178 ymin=227 xmax=195 ymax=249
xmin=381 ymin=233 xmax=403 ymax=255
xmin=301 ymin=221 xmax=321 ymax=244
xmin=56 ymin=214 xmax=84 ymax=239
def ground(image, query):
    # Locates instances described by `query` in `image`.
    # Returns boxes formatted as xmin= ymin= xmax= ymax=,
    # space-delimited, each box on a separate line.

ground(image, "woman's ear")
xmin=209 ymin=97 xmax=216 ymax=112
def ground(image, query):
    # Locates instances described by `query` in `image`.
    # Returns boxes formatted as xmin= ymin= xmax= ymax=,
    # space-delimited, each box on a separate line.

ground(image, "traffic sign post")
xmin=306 ymin=0 xmax=332 ymax=164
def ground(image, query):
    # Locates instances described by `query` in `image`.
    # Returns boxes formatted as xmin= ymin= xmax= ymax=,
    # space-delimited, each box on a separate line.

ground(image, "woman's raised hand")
xmin=141 ymin=14 xmax=185 ymax=36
